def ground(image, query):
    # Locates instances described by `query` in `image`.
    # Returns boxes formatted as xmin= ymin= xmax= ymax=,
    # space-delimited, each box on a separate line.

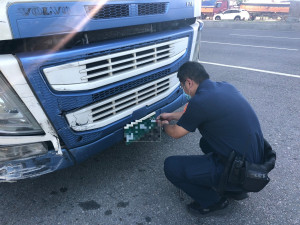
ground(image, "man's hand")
xmin=156 ymin=113 xmax=172 ymax=122
xmin=156 ymin=113 xmax=171 ymax=127
xmin=156 ymin=118 xmax=169 ymax=127
xmin=156 ymin=111 xmax=184 ymax=123
xmin=156 ymin=112 xmax=189 ymax=139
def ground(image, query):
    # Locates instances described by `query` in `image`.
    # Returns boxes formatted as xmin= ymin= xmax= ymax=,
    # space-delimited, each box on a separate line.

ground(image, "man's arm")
xmin=163 ymin=124 xmax=189 ymax=139
xmin=156 ymin=109 xmax=189 ymax=139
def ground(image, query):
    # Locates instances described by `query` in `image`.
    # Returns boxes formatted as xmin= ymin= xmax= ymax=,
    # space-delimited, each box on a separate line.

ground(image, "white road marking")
xmin=198 ymin=61 xmax=300 ymax=79
xmin=230 ymin=34 xmax=300 ymax=40
xmin=201 ymin=41 xmax=298 ymax=51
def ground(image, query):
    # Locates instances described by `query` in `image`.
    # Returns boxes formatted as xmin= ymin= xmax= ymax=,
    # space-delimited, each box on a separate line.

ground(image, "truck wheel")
xmin=234 ymin=16 xmax=241 ymax=21
xmin=201 ymin=14 xmax=207 ymax=20
xmin=215 ymin=16 xmax=221 ymax=20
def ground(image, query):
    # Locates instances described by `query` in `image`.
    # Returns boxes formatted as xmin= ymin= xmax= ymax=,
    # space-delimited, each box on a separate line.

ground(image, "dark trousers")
xmin=164 ymin=138 xmax=224 ymax=208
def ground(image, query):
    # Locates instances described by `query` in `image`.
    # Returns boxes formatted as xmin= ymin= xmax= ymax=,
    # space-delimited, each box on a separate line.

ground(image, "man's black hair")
xmin=177 ymin=61 xmax=210 ymax=84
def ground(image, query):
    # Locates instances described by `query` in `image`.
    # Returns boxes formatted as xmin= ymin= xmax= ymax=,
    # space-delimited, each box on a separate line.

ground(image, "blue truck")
xmin=0 ymin=0 xmax=202 ymax=181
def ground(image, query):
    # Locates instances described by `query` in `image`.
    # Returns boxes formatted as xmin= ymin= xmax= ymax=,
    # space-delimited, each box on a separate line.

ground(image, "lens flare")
xmin=48 ymin=0 xmax=108 ymax=54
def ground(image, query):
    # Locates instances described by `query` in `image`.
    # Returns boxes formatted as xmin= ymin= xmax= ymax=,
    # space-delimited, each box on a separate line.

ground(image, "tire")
xmin=234 ymin=16 xmax=241 ymax=21
xmin=215 ymin=16 xmax=221 ymax=20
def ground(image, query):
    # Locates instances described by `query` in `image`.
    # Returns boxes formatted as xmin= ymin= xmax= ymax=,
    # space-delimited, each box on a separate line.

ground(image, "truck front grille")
xmin=85 ymin=3 xmax=168 ymax=20
xmin=85 ymin=4 xmax=130 ymax=19
xmin=138 ymin=3 xmax=167 ymax=16
xmin=85 ymin=44 xmax=170 ymax=82
xmin=65 ymin=73 xmax=179 ymax=131
xmin=43 ymin=37 xmax=188 ymax=91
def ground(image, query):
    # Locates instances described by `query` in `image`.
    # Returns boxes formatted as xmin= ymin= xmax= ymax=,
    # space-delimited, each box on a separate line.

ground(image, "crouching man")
xmin=157 ymin=61 xmax=265 ymax=215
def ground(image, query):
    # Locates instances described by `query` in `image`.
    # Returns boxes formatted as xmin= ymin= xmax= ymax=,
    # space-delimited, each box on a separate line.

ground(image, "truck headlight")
xmin=0 ymin=143 xmax=48 ymax=162
xmin=0 ymin=72 xmax=44 ymax=135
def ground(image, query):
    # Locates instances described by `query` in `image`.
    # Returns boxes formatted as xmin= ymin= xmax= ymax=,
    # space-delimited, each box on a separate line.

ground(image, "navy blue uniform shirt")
xmin=177 ymin=79 xmax=264 ymax=163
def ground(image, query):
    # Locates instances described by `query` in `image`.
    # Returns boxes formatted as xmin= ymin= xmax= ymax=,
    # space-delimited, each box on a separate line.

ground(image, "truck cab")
xmin=0 ymin=0 xmax=202 ymax=181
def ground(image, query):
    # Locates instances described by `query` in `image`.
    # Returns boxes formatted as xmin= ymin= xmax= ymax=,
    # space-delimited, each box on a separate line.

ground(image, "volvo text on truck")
xmin=0 ymin=0 xmax=202 ymax=181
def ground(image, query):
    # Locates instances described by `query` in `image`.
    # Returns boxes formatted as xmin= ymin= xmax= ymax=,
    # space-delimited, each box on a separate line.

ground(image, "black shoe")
xmin=187 ymin=197 xmax=229 ymax=215
xmin=225 ymin=192 xmax=249 ymax=201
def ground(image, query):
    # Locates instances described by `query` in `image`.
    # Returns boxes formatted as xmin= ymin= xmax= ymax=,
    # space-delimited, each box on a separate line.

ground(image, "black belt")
xmin=214 ymin=152 xmax=229 ymax=165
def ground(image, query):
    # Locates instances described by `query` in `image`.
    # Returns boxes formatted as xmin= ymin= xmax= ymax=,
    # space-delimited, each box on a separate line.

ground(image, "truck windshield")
xmin=216 ymin=3 xmax=222 ymax=8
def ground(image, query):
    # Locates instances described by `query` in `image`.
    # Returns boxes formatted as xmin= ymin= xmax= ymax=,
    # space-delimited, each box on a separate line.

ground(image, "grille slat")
xmin=91 ymin=103 xmax=114 ymax=116
xmin=66 ymin=73 xmax=179 ymax=131
xmin=138 ymin=93 xmax=157 ymax=104
xmin=138 ymin=84 xmax=156 ymax=94
xmin=92 ymin=95 xmax=136 ymax=118
xmin=92 ymin=108 xmax=115 ymax=121
xmin=82 ymin=55 xmax=134 ymax=73
xmin=84 ymin=63 xmax=133 ymax=80
xmin=115 ymin=97 xmax=137 ymax=109
xmin=93 ymin=101 xmax=135 ymax=120
xmin=93 ymin=113 xmax=115 ymax=122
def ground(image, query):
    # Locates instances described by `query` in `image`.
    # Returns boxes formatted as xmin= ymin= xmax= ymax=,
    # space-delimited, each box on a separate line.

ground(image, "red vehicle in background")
xmin=201 ymin=0 xmax=229 ymax=19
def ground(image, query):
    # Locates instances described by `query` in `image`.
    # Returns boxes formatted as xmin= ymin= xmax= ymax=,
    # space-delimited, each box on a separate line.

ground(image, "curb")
xmin=202 ymin=20 xmax=300 ymax=31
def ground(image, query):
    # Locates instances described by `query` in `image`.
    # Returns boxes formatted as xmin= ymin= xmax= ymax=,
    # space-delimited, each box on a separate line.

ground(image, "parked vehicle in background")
xmin=240 ymin=2 xmax=290 ymax=20
xmin=0 ymin=0 xmax=202 ymax=181
xmin=201 ymin=0 xmax=228 ymax=19
xmin=213 ymin=9 xmax=250 ymax=21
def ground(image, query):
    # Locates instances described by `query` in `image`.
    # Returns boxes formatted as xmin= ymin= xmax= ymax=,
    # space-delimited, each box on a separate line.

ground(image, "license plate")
xmin=124 ymin=112 xmax=161 ymax=144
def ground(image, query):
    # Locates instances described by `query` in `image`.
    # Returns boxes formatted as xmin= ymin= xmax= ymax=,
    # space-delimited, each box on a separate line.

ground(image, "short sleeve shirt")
xmin=177 ymin=79 xmax=264 ymax=163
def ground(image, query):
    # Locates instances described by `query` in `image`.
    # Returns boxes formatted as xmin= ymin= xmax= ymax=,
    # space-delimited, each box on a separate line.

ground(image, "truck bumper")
xmin=0 ymin=149 xmax=74 ymax=182
xmin=70 ymin=89 xmax=187 ymax=164
xmin=0 ymin=90 xmax=186 ymax=181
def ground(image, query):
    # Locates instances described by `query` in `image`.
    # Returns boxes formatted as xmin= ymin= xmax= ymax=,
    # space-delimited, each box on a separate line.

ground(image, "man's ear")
xmin=185 ymin=78 xmax=192 ymax=88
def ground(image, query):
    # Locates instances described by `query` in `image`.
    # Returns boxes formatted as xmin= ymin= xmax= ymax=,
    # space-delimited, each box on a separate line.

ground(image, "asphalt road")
xmin=1 ymin=24 xmax=300 ymax=225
